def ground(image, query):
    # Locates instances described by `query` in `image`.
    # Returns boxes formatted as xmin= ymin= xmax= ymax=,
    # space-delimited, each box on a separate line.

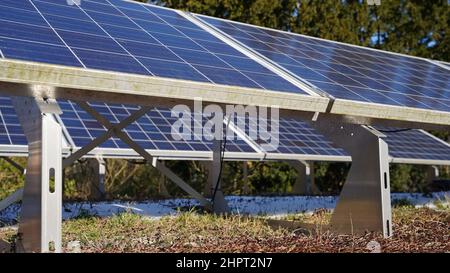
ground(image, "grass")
xmin=1 ymin=206 xmax=449 ymax=253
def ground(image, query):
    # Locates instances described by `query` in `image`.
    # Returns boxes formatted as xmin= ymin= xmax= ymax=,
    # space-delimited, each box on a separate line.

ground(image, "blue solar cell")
xmin=116 ymin=41 xmax=180 ymax=62
xmin=198 ymin=15 xmax=450 ymax=112
xmin=137 ymin=58 xmax=209 ymax=82
xmin=0 ymin=6 xmax=47 ymax=26
xmin=45 ymin=15 xmax=107 ymax=36
xmin=58 ymin=30 xmax=125 ymax=53
xmin=0 ymin=97 xmax=27 ymax=146
xmin=0 ymin=21 xmax=62 ymax=44
xmin=73 ymin=48 xmax=149 ymax=74
xmin=33 ymin=1 xmax=88 ymax=20
xmin=0 ymin=37 xmax=83 ymax=66
xmin=0 ymin=0 xmax=36 ymax=10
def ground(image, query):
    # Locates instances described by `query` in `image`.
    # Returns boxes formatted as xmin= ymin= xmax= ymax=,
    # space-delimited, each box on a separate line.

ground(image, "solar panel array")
xmin=0 ymin=0 xmax=305 ymax=94
xmin=1 ymin=1 xmax=450 ymax=163
xmin=198 ymin=15 xmax=450 ymax=113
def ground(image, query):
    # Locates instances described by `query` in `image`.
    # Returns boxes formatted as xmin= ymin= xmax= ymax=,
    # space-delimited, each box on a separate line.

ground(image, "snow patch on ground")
xmin=1 ymin=192 xmax=448 ymax=225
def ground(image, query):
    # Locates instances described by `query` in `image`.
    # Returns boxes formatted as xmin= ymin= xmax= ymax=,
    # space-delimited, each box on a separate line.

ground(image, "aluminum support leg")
xmin=86 ymin=157 xmax=106 ymax=200
xmin=426 ymin=166 xmax=439 ymax=186
xmin=311 ymin=120 xmax=392 ymax=238
xmin=199 ymin=161 xmax=212 ymax=198
xmin=12 ymin=96 xmax=63 ymax=252
xmin=242 ymin=161 xmax=250 ymax=194
xmin=289 ymin=161 xmax=315 ymax=195
xmin=157 ymin=171 xmax=171 ymax=198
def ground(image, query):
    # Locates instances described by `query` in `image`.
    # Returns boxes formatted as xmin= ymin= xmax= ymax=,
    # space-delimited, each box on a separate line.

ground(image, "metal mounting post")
xmin=243 ymin=161 xmax=250 ymax=194
xmin=426 ymin=166 xmax=439 ymax=186
xmin=157 ymin=168 xmax=171 ymax=198
xmin=209 ymin=140 xmax=230 ymax=214
xmin=86 ymin=157 xmax=106 ymax=200
xmin=311 ymin=119 xmax=392 ymax=238
xmin=11 ymin=96 xmax=63 ymax=252
xmin=289 ymin=161 xmax=315 ymax=195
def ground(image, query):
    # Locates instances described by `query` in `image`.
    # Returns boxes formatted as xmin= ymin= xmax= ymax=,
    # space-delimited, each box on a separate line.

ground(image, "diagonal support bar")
xmin=0 ymin=188 xmax=24 ymax=212
xmin=311 ymin=119 xmax=392 ymax=238
xmin=12 ymin=96 xmax=63 ymax=252
xmin=63 ymin=105 xmax=154 ymax=168
xmin=0 ymin=157 xmax=25 ymax=174
xmin=76 ymin=101 xmax=212 ymax=210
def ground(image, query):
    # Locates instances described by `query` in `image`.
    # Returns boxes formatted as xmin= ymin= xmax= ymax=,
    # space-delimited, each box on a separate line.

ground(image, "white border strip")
xmin=431 ymin=61 xmax=450 ymax=71
xmin=419 ymin=129 xmax=450 ymax=148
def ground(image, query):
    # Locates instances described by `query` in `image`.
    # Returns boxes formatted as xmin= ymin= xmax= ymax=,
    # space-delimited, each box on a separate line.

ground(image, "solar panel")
xmin=0 ymin=97 xmax=27 ymax=146
xmin=197 ymin=15 xmax=450 ymax=113
xmin=231 ymin=115 xmax=348 ymax=157
xmin=0 ymin=0 xmax=306 ymax=94
xmin=376 ymin=127 xmax=450 ymax=162
xmin=58 ymin=100 xmax=258 ymax=154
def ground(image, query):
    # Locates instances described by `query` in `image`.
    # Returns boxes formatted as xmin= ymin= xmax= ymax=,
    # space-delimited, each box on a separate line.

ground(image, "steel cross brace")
xmin=311 ymin=118 xmax=392 ymax=238
xmin=75 ymin=101 xmax=212 ymax=210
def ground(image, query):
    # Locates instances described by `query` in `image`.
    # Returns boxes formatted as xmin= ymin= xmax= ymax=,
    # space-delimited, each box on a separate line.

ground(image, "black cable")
xmin=377 ymin=128 xmax=412 ymax=133
xmin=211 ymin=116 xmax=231 ymax=211
xmin=126 ymin=159 xmax=147 ymax=165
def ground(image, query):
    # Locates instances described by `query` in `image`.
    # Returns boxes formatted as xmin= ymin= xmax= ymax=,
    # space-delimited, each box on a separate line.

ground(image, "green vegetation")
xmin=2 ymin=206 xmax=447 ymax=253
